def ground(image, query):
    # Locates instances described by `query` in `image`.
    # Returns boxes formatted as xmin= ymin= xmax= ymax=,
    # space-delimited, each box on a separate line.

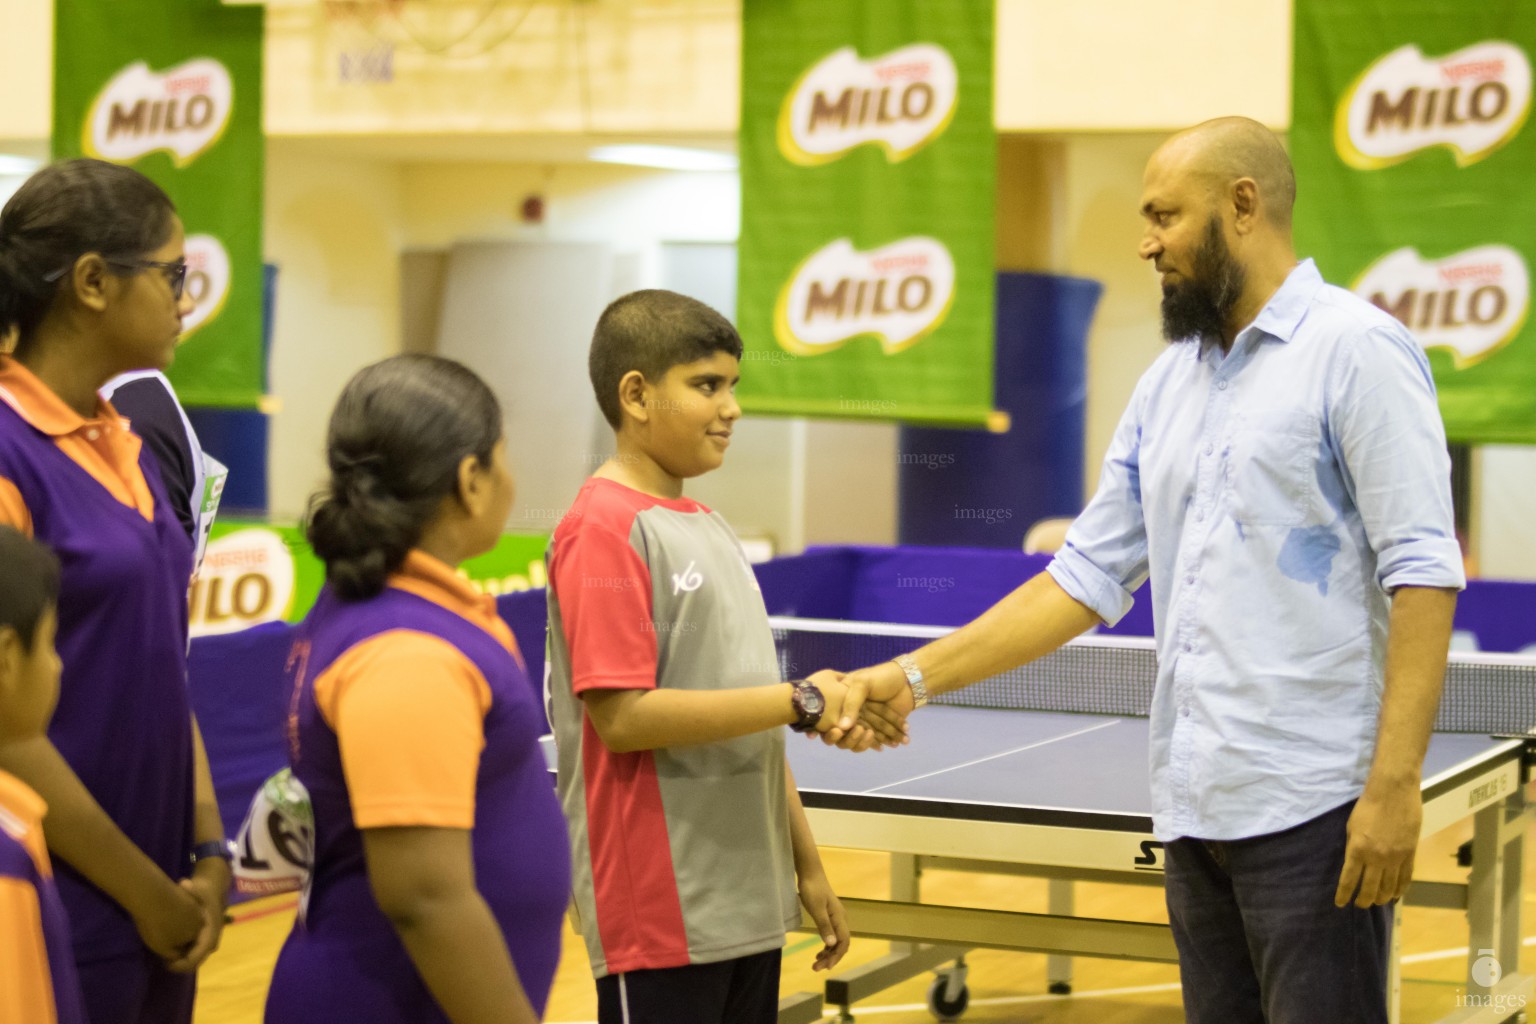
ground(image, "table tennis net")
xmin=768 ymin=617 xmax=1536 ymax=735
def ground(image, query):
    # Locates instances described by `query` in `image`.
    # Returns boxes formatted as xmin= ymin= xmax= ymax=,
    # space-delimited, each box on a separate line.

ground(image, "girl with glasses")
xmin=0 ymin=158 xmax=227 ymax=1024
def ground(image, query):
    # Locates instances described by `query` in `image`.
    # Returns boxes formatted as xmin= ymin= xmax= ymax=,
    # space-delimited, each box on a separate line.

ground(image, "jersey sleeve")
xmin=313 ymin=631 xmax=492 ymax=830
xmin=550 ymin=514 xmax=658 ymax=695
xmin=0 ymin=478 xmax=32 ymax=537
xmin=0 ymin=877 xmax=59 ymax=1024
xmin=108 ymin=376 xmax=197 ymax=541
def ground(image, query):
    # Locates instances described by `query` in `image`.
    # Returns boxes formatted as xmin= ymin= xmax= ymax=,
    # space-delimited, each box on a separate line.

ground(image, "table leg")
xmin=1046 ymin=878 xmax=1074 ymax=994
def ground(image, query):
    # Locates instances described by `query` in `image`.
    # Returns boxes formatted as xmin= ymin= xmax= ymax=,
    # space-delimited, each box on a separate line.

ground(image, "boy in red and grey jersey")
xmin=548 ymin=290 xmax=896 ymax=1024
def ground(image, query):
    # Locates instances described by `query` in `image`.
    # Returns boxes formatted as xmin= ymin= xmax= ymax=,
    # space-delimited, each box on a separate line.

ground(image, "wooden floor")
xmin=193 ymin=819 xmax=1533 ymax=1024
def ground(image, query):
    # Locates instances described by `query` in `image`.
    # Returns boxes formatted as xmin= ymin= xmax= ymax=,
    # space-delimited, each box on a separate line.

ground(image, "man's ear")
xmin=68 ymin=253 xmax=113 ymax=314
xmin=1231 ymin=178 xmax=1260 ymax=235
xmin=617 ymin=370 xmax=650 ymax=425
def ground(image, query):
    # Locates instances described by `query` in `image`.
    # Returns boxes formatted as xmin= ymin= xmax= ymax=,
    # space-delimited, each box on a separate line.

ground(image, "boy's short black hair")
xmin=0 ymin=526 xmax=59 ymax=649
xmin=588 ymin=289 xmax=744 ymax=428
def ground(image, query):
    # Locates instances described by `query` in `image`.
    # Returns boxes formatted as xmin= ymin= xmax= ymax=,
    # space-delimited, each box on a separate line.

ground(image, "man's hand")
xmin=167 ymin=857 xmax=232 ymax=972
xmin=796 ymin=869 xmax=850 ymax=971
xmin=1334 ymin=779 xmax=1420 ymax=908
xmin=822 ymin=661 xmax=914 ymax=750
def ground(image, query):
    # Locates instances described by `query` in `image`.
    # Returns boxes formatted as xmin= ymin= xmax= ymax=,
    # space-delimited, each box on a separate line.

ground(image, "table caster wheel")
xmin=1047 ymin=981 xmax=1072 ymax=995
xmin=927 ymin=976 xmax=969 ymax=1021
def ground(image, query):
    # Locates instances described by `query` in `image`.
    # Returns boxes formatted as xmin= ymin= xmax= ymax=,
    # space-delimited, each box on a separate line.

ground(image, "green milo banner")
xmin=1292 ymin=0 xmax=1536 ymax=443
xmin=190 ymin=521 xmax=552 ymax=638
xmin=737 ymin=0 xmax=1000 ymax=427
xmin=53 ymin=0 xmax=265 ymax=408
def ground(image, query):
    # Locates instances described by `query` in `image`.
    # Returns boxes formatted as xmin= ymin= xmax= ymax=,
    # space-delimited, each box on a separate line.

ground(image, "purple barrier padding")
xmin=750 ymin=548 xmax=861 ymax=620
xmin=1453 ymin=578 xmax=1536 ymax=655
xmin=187 ymin=620 xmax=297 ymax=888
xmin=496 ymin=588 xmax=550 ymax=705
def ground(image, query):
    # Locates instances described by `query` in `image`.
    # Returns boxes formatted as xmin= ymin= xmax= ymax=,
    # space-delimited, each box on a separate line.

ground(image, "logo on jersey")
xmin=775 ymin=236 xmax=955 ymax=356
xmin=1355 ymin=244 xmax=1530 ymax=367
xmin=671 ymin=560 xmax=704 ymax=594
xmin=1335 ymin=41 xmax=1532 ymax=169
xmin=85 ymin=57 xmax=234 ymax=167
xmin=779 ymin=43 xmax=959 ymax=166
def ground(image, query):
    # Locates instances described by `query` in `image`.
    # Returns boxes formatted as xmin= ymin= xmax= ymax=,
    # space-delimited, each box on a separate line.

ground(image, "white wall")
xmin=399 ymin=161 xmax=898 ymax=549
xmin=264 ymin=141 xmax=403 ymax=518
xmin=0 ymin=0 xmax=51 ymax=141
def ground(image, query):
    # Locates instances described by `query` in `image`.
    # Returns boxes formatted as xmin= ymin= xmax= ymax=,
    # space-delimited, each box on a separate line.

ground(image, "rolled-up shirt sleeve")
xmin=1327 ymin=323 xmax=1465 ymax=592
xmin=1047 ymin=378 xmax=1152 ymax=626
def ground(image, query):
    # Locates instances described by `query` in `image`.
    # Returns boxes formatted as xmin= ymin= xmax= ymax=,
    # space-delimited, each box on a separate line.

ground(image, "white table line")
xmin=864 ymin=719 xmax=1124 ymax=795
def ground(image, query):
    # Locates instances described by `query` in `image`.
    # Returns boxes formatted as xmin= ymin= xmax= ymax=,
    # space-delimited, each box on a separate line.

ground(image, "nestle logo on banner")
xmin=85 ymin=58 xmax=233 ymax=167
xmin=181 ymin=235 xmax=233 ymax=339
xmin=1335 ymin=41 xmax=1532 ymax=169
xmin=1355 ymin=245 xmax=1530 ymax=367
xmin=190 ymin=529 xmax=296 ymax=638
xmin=774 ymin=237 xmax=955 ymax=356
xmin=778 ymin=44 xmax=958 ymax=165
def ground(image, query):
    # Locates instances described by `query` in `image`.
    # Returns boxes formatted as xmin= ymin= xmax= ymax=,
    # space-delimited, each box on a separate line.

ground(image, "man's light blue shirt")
xmin=1047 ymin=259 xmax=1466 ymax=842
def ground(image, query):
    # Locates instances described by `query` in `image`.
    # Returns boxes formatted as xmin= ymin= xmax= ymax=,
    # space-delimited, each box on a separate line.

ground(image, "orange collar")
xmin=0 ymin=357 xmax=123 ymax=438
xmin=388 ymin=550 xmax=520 ymax=658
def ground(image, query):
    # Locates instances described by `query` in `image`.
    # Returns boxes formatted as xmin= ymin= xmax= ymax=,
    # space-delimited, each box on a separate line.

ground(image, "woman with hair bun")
xmin=265 ymin=354 xmax=569 ymax=1024
xmin=0 ymin=159 xmax=227 ymax=1024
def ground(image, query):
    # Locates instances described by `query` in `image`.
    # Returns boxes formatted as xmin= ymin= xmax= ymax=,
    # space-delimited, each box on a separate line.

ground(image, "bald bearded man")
xmin=829 ymin=117 xmax=1466 ymax=1022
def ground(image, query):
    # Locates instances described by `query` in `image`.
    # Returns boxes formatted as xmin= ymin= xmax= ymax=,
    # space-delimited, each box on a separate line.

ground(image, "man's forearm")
xmin=917 ymin=572 xmax=1101 ymax=697
xmin=1367 ymin=586 xmax=1458 ymax=788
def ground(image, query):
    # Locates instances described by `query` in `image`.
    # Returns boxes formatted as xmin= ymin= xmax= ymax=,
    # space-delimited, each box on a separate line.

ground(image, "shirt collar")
xmin=0 ymin=357 xmax=123 ymax=438
xmin=1245 ymin=258 xmax=1323 ymax=345
xmin=390 ymin=550 xmax=498 ymax=618
xmin=1194 ymin=259 xmax=1323 ymax=364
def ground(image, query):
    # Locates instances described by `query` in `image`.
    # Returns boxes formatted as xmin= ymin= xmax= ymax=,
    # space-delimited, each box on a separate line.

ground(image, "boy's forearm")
xmin=784 ymin=765 xmax=824 ymax=879
xmin=583 ymin=684 xmax=797 ymax=753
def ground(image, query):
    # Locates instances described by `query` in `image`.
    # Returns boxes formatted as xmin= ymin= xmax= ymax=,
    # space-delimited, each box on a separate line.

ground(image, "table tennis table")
xmin=773 ymin=617 xmax=1536 ymax=1024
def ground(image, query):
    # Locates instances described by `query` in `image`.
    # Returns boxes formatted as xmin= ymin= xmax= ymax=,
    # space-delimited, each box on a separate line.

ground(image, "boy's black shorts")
xmin=595 ymin=948 xmax=781 ymax=1024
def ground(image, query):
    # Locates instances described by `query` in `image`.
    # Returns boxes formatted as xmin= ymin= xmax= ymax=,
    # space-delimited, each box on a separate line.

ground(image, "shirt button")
xmin=1203 ymin=443 xmax=1214 ymax=456
xmin=1185 ymin=574 xmax=1196 ymax=585
xmin=1182 ymin=707 xmax=1191 ymax=717
xmin=1182 ymin=642 xmax=1193 ymax=653
xmin=1217 ymin=380 xmax=1228 ymax=391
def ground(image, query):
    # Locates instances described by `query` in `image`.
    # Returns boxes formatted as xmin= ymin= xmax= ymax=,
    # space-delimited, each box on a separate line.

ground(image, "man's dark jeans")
xmin=1165 ymin=799 xmax=1393 ymax=1024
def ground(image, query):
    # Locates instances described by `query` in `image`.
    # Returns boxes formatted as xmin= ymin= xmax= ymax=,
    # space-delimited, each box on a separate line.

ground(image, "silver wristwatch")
xmin=892 ymin=653 xmax=928 ymax=708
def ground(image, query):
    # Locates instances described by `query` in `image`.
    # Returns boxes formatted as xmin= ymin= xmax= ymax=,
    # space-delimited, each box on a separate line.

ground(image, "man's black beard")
xmin=1160 ymin=215 xmax=1246 ymax=343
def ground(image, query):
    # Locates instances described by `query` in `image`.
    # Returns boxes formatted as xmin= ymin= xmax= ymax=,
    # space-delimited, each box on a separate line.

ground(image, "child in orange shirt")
xmin=0 ymin=525 xmax=85 ymax=1024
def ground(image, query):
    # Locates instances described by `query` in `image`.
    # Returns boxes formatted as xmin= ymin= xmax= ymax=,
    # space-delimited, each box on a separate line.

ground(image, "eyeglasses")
xmin=42 ymin=257 xmax=189 ymax=301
